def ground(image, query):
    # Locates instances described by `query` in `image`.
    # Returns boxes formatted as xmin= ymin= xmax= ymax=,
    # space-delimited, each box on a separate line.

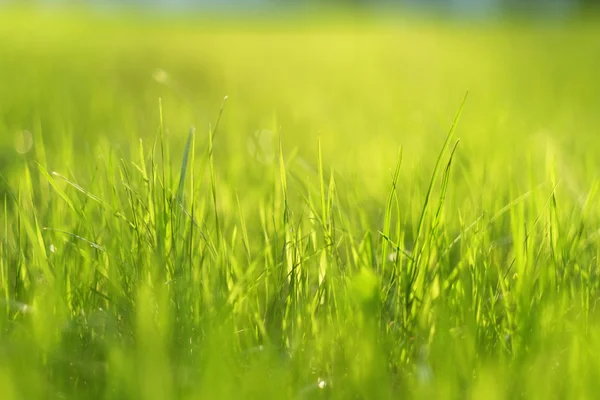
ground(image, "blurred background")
xmin=1 ymin=0 xmax=599 ymax=16
xmin=1 ymin=0 xmax=599 ymax=218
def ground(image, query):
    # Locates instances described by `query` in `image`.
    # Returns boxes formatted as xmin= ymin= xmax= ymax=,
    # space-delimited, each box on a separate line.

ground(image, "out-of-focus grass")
xmin=1 ymin=9 xmax=600 ymax=399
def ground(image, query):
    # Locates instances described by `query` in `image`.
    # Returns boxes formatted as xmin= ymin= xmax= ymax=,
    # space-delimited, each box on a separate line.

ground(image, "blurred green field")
xmin=1 ymin=9 xmax=600 ymax=399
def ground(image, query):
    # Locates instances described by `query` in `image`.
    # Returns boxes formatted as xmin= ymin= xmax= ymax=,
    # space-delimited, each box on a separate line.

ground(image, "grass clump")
xmin=1 ymin=10 xmax=600 ymax=400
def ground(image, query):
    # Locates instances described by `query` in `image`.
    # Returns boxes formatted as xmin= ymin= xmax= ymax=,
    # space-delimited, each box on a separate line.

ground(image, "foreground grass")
xmin=1 ymin=10 xmax=600 ymax=399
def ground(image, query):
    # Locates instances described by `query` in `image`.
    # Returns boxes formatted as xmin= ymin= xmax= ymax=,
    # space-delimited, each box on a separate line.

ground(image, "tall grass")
xmin=1 ymin=10 xmax=600 ymax=399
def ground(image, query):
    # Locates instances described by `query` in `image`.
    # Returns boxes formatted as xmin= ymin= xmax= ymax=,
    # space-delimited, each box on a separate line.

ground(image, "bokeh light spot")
xmin=14 ymin=130 xmax=33 ymax=154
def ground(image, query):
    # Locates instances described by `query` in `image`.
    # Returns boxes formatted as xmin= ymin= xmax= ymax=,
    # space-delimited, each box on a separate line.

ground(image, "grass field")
xmin=1 ymin=9 xmax=600 ymax=399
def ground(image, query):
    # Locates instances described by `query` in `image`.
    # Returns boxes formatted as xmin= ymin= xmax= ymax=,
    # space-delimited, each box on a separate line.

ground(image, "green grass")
xmin=1 ymin=9 xmax=600 ymax=399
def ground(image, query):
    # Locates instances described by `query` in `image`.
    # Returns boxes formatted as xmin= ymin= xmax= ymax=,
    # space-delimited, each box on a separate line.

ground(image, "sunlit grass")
xmin=1 ymin=9 xmax=600 ymax=399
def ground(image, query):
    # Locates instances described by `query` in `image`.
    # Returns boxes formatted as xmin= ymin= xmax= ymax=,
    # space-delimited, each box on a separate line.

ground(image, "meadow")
xmin=1 ymin=9 xmax=600 ymax=399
